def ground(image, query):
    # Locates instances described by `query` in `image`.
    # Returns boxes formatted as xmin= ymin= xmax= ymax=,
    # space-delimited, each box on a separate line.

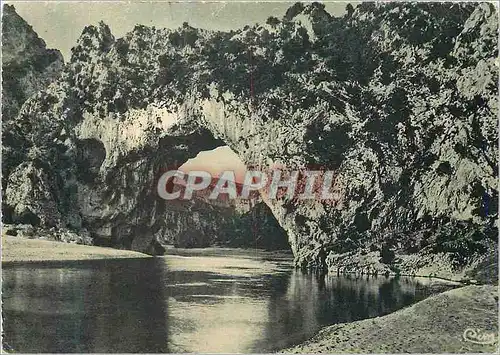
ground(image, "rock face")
xmin=2 ymin=3 xmax=498 ymax=278
xmin=1 ymin=4 xmax=64 ymax=121
xmin=2 ymin=5 xmax=64 ymax=190
xmin=156 ymin=198 xmax=289 ymax=250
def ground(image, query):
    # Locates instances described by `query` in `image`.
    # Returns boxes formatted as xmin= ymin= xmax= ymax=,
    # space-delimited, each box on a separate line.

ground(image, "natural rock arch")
xmin=3 ymin=3 xmax=498 ymax=274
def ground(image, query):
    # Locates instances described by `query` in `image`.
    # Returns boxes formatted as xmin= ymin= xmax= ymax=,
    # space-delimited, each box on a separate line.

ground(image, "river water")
xmin=2 ymin=250 xmax=437 ymax=353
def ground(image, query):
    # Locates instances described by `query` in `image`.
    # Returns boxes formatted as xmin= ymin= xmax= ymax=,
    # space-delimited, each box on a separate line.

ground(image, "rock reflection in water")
xmin=2 ymin=254 xmax=436 ymax=353
xmin=258 ymin=271 xmax=432 ymax=351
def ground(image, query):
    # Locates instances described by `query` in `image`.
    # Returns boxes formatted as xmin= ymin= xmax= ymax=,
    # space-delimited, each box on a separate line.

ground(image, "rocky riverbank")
xmin=325 ymin=243 xmax=498 ymax=285
xmin=282 ymin=285 xmax=498 ymax=353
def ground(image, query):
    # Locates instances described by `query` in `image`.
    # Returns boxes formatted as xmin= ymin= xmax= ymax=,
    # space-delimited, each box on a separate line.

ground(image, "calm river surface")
xmin=3 ymin=250 xmax=438 ymax=353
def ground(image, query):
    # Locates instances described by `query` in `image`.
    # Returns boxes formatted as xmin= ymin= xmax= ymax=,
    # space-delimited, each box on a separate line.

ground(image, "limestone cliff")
xmin=2 ymin=3 xmax=498 ymax=280
xmin=155 ymin=199 xmax=289 ymax=250
xmin=2 ymin=4 xmax=64 ymax=121
xmin=2 ymin=4 xmax=64 ymax=189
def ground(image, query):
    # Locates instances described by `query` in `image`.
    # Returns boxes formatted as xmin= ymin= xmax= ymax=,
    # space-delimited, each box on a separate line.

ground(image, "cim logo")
xmin=463 ymin=328 xmax=497 ymax=345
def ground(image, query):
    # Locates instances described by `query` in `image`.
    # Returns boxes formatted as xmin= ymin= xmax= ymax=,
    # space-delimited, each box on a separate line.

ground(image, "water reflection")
xmin=3 ymin=259 xmax=169 ymax=353
xmin=2 ymin=254 xmax=447 ymax=353
xmin=256 ymin=271 xmax=435 ymax=351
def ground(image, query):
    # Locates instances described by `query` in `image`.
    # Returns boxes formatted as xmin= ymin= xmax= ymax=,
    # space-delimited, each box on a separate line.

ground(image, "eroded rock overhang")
xmin=3 ymin=3 xmax=498 ymax=274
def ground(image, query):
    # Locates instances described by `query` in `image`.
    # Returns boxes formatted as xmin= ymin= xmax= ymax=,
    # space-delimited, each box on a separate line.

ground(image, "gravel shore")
xmin=2 ymin=235 xmax=151 ymax=262
xmin=282 ymin=285 xmax=498 ymax=353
